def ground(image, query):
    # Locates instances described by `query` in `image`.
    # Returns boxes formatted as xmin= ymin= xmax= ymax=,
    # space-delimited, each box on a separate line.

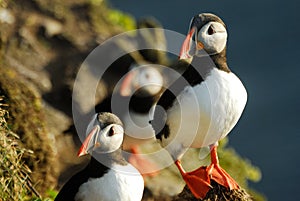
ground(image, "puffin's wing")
xmin=54 ymin=169 xmax=89 ymax=201
xmin=151 ymin=88 xmax=175 ymax=141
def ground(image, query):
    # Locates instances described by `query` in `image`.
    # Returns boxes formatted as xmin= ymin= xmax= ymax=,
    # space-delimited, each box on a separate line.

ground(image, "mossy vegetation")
xmin=0 ymin=65 xmax=57 ymax=196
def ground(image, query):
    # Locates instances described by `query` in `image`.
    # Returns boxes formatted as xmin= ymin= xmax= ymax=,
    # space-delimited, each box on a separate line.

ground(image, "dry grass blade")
xmin=0 ymin=104 xmax=41 ymax=200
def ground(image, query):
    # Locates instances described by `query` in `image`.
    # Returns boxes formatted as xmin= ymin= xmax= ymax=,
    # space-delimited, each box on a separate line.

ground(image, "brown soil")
xmin=174 ymin=181 xmax=253 ymax=201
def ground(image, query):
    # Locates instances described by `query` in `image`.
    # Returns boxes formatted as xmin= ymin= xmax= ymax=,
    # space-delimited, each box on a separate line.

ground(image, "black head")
xmin=96 ymin=112 xmax=123 ymax=129
xmin=190 ymin=13 xmax=225 ymax=30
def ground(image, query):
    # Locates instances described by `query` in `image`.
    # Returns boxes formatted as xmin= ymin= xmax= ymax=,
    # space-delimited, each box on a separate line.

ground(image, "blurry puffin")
xmin=67 ymin=17 xmax=168 ymax=176
xmin=151 ymin=13 xmax=247 ymax=199
xmin=55 ymin=112 xmax=144 ymax=201
xmin=96 ymin=63 xmax=164 ymax=175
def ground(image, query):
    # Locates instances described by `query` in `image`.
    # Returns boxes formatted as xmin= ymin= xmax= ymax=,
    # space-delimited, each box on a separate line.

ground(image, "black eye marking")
xmin=208 ymin=25 xmax=215 ymax=35
xmin=109 ymin=127 xmax=115 ymax=136
xmin=145 ymin=73 xmax=150 ymax=79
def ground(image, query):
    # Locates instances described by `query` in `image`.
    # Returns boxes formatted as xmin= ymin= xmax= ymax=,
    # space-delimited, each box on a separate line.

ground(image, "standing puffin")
xmin=151 ymin=13 xmax=247 ymax=199
xmin=55 ymin=112 xmax=144 ymax=201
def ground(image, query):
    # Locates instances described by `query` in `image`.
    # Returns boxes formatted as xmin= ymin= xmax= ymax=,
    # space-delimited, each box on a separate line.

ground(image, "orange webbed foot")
xmin=175 ymin=160 xmax=212 ymax=199
xmin=208 ymin=163 xmax=239 ymax=190
xmin=174 ymin=145 xmax=240 ymax=199
xmin=208 ymin=145 xmax=239 ymax=190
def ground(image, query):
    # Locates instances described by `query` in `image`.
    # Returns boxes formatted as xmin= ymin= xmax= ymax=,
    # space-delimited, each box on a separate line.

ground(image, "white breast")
xmin=75 ymin=164 xmax=144 ymax=201
xmin=162 ymin=68 xmax=247 ymax=159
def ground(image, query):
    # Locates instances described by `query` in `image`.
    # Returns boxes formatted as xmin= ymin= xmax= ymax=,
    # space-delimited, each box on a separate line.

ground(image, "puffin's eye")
xmin=108 ymin=127 xmax=115 ymax=136
xmin=145 ymin=73 xmax=150 ymax=79
xmin=208 ymin=25 xmax=215 ymax=35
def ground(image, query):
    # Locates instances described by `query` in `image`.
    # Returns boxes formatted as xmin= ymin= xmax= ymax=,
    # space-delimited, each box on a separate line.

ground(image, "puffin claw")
xmin=210 ymin=164 xmax=239 ymax=190
xmin=182 ymin=171 xmax=212 ymax=199
xmin=175 ymin=161 xmax=212 ymax=199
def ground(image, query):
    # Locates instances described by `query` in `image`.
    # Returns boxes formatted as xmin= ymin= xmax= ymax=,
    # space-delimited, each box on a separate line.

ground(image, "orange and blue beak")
xmin=77 ymin=125 xmax=100 ymax=157
xmin=179 ymin=26 xmax=204 ymax=60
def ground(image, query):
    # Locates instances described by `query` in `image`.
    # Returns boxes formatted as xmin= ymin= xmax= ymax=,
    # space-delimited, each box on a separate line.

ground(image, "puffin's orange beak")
xmin=120 ymin=70 xmax=137 ymax=96
xmin=77 ymin=125 xmax=100 ymax=157
xmin=179 ymin=27 xmax=204 ymax=60
xmin=179 ymin=27 xmax=196 ymax=60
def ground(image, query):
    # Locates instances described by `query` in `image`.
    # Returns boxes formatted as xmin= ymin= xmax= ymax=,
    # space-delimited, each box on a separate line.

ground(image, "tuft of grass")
xmin=0 ymin=97 xmax=40 ymax=200
xmin=23 ymin=189 xmax=58 ymax=201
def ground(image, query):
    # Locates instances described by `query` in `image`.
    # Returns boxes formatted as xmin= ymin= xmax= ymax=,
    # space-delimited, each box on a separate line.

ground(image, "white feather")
xmin=75 ymin=164 xmax=144 ymax=201
xmin=161 ymin=68 xmax=247 ymax=160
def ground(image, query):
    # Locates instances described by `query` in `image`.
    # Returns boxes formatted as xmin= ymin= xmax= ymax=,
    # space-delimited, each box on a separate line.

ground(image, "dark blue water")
xmin=109 ymin=1 xmax=300 ymax=200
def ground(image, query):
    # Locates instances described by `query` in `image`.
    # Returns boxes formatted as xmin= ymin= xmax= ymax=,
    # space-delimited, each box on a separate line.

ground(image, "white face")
xmin=94 ymin=124 xmax=124 ymax=153
xmin=85 ymin=114 xmax=124 ymax=154
xmin=133 ymin=67 xmax=163 ymax=96
xmin=197 ymin=21 xmax=227 ymax=55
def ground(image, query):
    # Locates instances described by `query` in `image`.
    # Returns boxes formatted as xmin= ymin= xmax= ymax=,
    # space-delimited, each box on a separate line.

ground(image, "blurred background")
xmin=0 ymin=0 xmax=299 ymax=200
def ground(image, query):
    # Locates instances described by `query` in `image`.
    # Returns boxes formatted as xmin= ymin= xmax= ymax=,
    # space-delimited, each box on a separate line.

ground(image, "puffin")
xmin=55 ymin=112 xmax=144 ymax=201
xmin=151 ymin=13 xmax=247 ymax=199
xmin=96 ymin=63 xmax=164 ymax=175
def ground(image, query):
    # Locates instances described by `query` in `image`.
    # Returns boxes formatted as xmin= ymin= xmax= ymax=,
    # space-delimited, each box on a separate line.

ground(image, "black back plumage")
xmin=152 ymin=59 xmax=204 ymax=140
xmin=54 ymin=157 xmax=109 ymax=201
xmin=55 ymin=150 xmax=128 ymax=200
